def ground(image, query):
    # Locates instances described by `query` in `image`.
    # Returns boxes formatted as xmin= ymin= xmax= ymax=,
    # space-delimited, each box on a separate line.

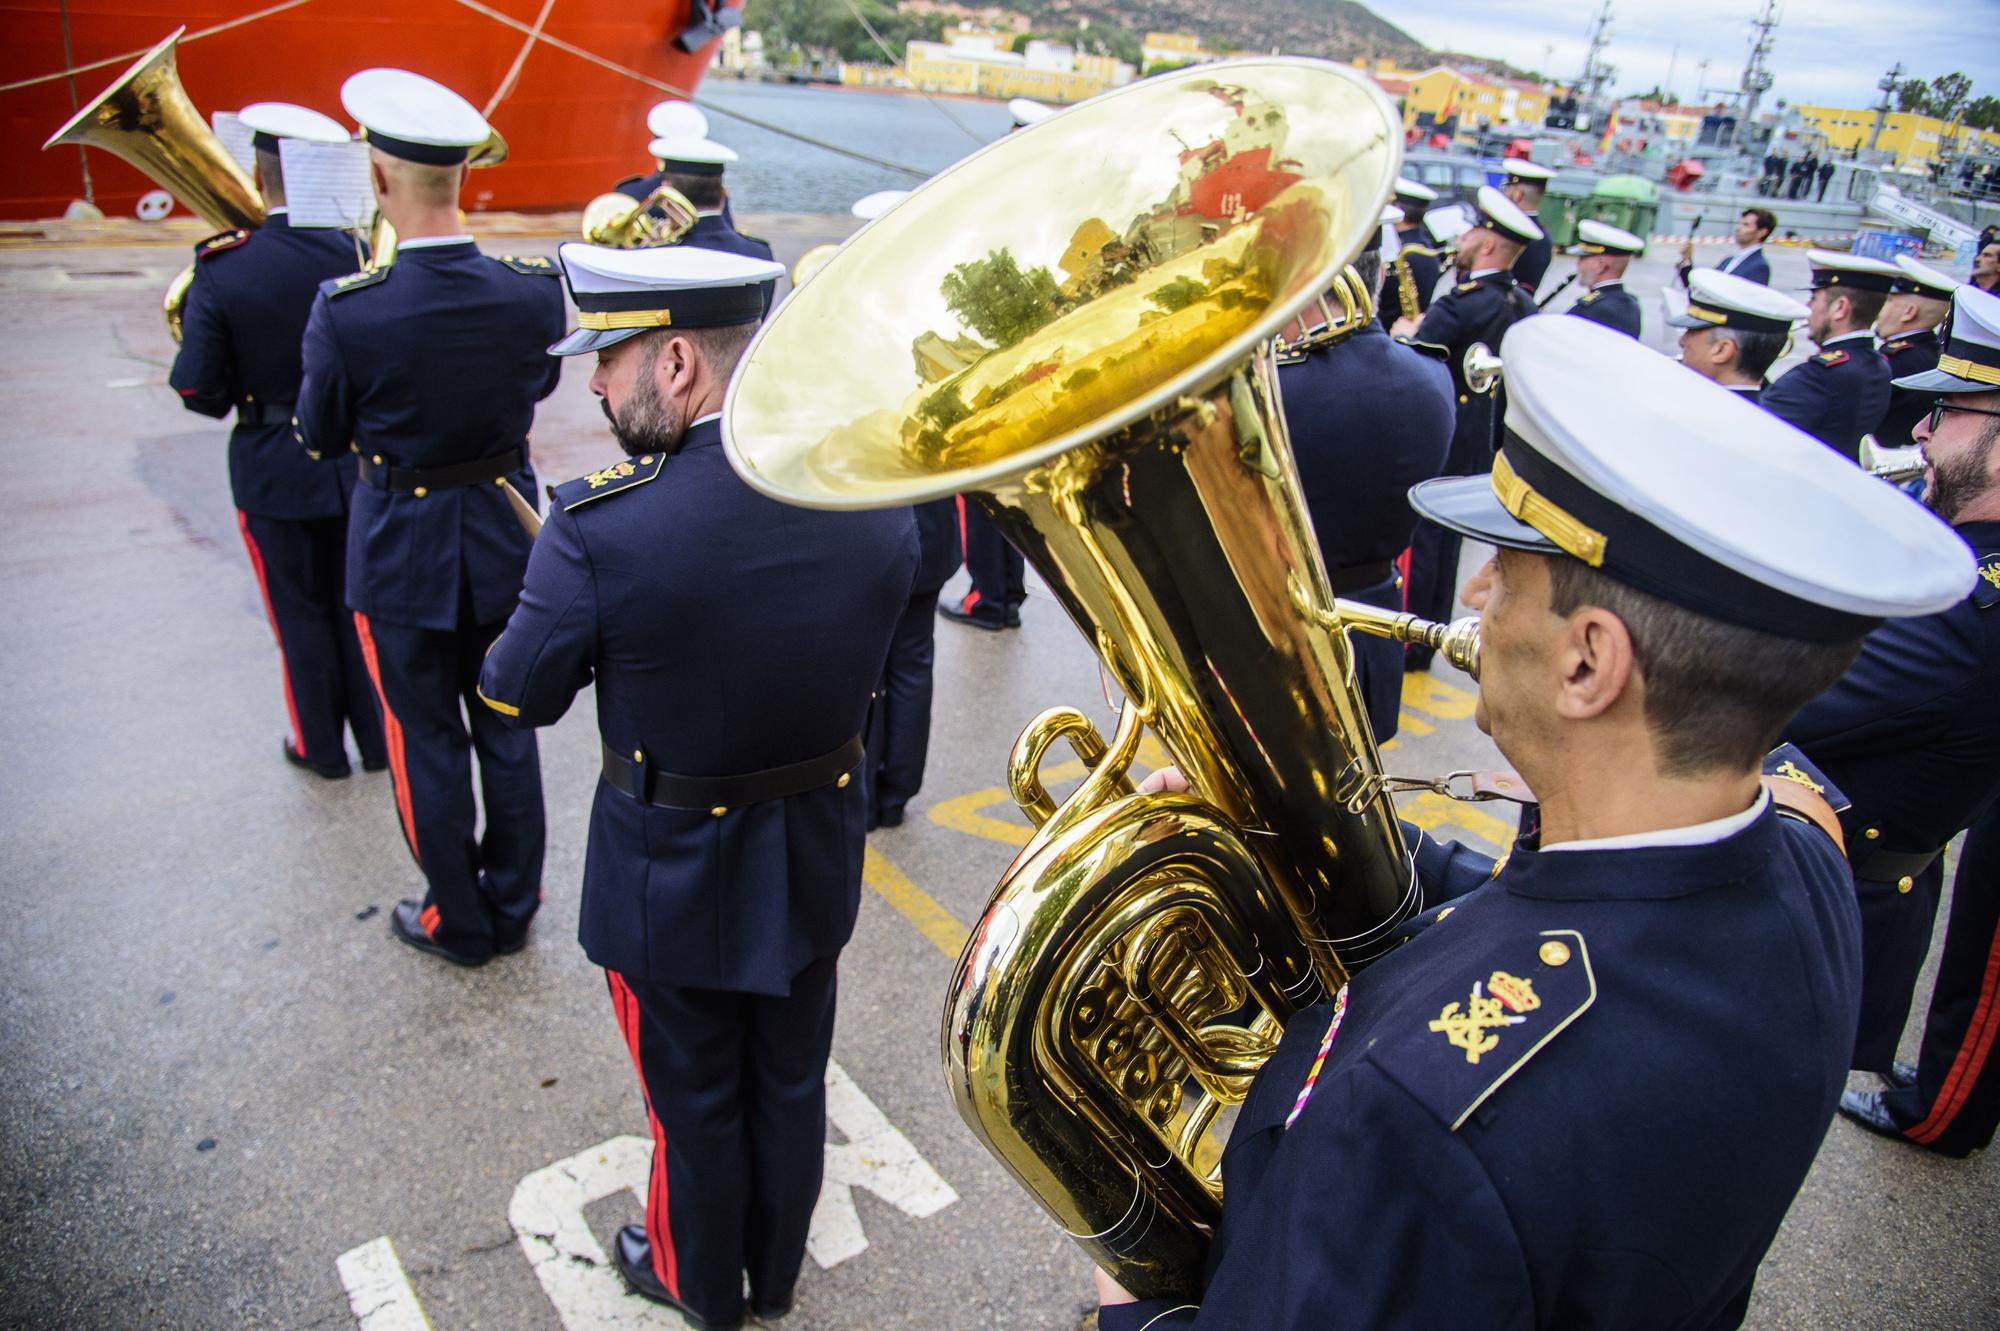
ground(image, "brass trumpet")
xmin=580 ymin=181 xmax=699 ymax=249
xmin=725 ymin=60 xmax=1415 ymax=1299
xmin=1273 ymin=264 xmax=1376 ymax=362
xmin=1463 ymin=340 xmax=1504 ymax=395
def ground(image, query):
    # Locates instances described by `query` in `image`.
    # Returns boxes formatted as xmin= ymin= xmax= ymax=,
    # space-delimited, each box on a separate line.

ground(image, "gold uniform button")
xmin=640 ymin=455 xmax=653 ymax=464
xmin=1436 ymin=906 xmax=1454 ymax=920
xmin=836 ymin=772 xmax=851 ymax=789
xmin=494 ymin=477 xmax=507 ymax=486
xmin=413 ymin=486 xmax=428 ymax=498
xmin=1539 ymin=939 xmax=1572 ymax=967
xmin=1864 ymin=827 xmax=1880 ymax=840
xmin=632 ymin=749 xmax=643 ymax=761
xmin=350 ymin=443 xmax=359 ymax=453
xmin=1897 ymin=876 xmax=1914 ymax=894
xmin=372 ymin=454 xmax=384 ymax=465
xmin=710 ymin=805 xmax=728 ymax=818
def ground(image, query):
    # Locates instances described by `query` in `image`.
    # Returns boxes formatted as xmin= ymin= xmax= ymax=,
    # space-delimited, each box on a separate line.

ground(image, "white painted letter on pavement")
xmin=506 ymin=1061 xmax=958 ymax=1329
xmin=336 ymin=1235 xmax=434 ymax=1331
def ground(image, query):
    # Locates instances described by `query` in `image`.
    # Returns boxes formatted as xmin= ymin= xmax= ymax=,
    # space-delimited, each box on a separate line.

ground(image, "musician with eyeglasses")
xmin=293 ymin=69 xmax=564 ymax=966
xmin=1099 ymin=316 xmax=1976 ymax=1330
xmin=1782 ymin=281 xmax=2000 ymax=1097
xmin=1394 ymin=186 xmax=1541 ymax=673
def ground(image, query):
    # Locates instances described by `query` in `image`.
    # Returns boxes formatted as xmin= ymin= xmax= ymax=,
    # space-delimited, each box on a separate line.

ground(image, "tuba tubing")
xmin=725 ymin=59 xmax=1415 ymax=1299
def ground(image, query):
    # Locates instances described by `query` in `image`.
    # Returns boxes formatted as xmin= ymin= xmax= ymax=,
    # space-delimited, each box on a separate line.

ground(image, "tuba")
xmin=44 ymin=28 xmax=264 ymax=342
xmin=581 ymin=181 xmax=699 ymax=249
xmin=725 ymin=61 xmax=1426 ymax=1299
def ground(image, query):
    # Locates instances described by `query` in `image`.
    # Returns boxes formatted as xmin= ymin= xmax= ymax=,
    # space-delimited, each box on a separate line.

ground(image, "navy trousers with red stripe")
xmin=353 ymin=610 xmax=543 ymax=959
xmin=608 ymin=957 xmax=839 ymax=1324
xmin=959 ymin=503 xmax=1025 ymax=616
xmin=238 ymin=511 xmax=385 ymax=772
xmin=1879 ymin=806 xmax=2000 ymax=1156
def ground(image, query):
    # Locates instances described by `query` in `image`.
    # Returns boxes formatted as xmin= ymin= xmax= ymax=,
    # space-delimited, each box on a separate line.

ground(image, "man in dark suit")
xmin=1761 ymin=250 xmax=1897 ymax=462
xmin=1391 ymin=185 xmax=1540 ymax=671
xmin=1097 ymin=316 xmax=1976 ymax=1330
xmin=1377 ymin=176 xmax=1443 ymax=329
xmin=1561 ymin=218 xmax=1644 ymax=339
xmin=295 ymin=69 xmax=564 ymax=966
xmin=1499 ymin=159 xmax=1554 ymax=293
xmin=170 ymin=101 xmax=385 ymax=780
xmin=1786 ymin=283 xmax=2000 ymax=1077
xmin=866 ymin=497 xmax=961 ymax=827
xmin=1279 ymin=235 xmax=1453 ymax=738
xmin=1873 ymin=255 xmax=1958 ymax=448
xmin=1678 ymin=207 xmax=1774 ymax=288
xmin=480 ymin=242 xmax=917 ymax=1331
xmin=1668 ymin=268 xmax=1809 ymax=405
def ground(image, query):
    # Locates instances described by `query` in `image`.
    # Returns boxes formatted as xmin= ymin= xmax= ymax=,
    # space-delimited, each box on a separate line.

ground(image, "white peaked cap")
xmin=238 ymin=102 xmax=350 ymax=144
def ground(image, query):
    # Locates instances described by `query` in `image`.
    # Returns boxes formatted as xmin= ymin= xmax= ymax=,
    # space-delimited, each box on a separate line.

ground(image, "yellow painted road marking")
xmin=1398 ymin=790 xmax=1515 ymax=851
xmin=863 ymin=846 xmax=970 ymax=958
xmin=1403 ymin=672 xmax=1478 ymax=719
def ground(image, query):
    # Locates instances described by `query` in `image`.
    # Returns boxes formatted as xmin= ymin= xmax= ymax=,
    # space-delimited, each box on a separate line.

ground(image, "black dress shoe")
xmin=939 ymin=597 xmax=1010 ymax=631
xmin=1886 ymin=1060 xmax=1919 ymax=1091
xmin=389 ymin=900 xmax=488 ymax=967
xmin=874 ymin=805 xmax=905 ymax=829
xmin=614 ymin=1224 xmax=742 ymax=1330
xmin=750 ymin=1293 xmax=793 ymax=1321
xmin=493 ymin=927 xmax=530 ymax=956
xmin=361 ymin=756 xmax=390 ymax=774
xmin=283 ymin=740 xmax=351 ymax=780
xmin=1838 ymin=1088 xmax=1909 ymax=1142
xmin=1003 ymin=606 xmax=1022 ymax=628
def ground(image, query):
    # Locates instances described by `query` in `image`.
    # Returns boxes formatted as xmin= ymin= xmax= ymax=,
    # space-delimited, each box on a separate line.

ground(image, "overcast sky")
xmin=1374 ymin=0 xmax=2000 ymax=110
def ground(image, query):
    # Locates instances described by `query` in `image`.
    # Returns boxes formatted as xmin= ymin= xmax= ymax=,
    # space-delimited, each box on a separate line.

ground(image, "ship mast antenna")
xmin=1868 ymin=61 xmax=1904 ymax=154
xmin=1735 ymin=0 xmax=1779 ymax=148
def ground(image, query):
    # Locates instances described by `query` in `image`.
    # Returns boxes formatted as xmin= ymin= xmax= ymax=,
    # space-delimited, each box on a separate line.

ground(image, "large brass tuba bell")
xmin=725 ymin=61 xmax=1415 ymax=1298
xmin=44 ymin=28 xmax=265 ymax=342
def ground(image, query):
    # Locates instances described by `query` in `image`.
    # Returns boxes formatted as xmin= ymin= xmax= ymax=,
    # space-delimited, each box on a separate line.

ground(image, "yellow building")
xmin=903 ymin=40 xmax=1126 ymax=104
xmin=1403 ymin=66 xmax=1550 ymax=132
xmin=1795 ymin=104 xmax=2000 ymax=170
xmin=1349 ymin=56 xmax=1427 ymax=84
xmin=1142 ymin=32 xmax=1221 ymax=70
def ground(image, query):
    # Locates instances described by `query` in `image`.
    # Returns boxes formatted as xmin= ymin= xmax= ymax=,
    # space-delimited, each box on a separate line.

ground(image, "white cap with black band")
xmin=1892 ymin=282 xmax=2000 ymax=393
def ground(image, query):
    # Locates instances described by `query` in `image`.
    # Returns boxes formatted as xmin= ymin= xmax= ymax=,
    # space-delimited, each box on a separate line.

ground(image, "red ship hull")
xmin=2 ymin=0 xmax=729 ymax=221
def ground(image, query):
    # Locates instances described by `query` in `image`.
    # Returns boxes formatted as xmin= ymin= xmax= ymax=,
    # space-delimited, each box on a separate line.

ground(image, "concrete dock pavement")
xmin=0 ymin=216 xmax=1992 ymax=1329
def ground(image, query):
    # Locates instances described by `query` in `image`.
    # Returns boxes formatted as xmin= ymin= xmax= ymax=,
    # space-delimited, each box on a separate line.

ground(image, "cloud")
xmin=1378 ymin=0 xmax=1998 ymax=107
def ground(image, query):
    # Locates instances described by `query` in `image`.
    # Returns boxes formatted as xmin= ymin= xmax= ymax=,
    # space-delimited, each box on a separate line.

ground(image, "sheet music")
xmin=281 ymin=139 xmax=374 ymax=230
xmin=1426 ymin=202 xmax=1474 ymax=245
xmin=211 ymin=112 xmax=257 ymax=175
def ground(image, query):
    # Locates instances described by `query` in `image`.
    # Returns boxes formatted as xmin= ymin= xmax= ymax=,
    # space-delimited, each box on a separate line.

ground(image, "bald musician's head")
xmin=1461 ymin=226 xmax=1524 ymax=274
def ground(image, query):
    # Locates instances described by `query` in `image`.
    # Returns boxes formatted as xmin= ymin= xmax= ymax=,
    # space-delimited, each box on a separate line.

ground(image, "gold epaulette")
xmin=496 ymin=254 xmax=559 ymax=276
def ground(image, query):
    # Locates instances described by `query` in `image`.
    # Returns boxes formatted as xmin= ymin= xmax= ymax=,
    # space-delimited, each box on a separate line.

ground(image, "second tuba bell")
xmin=725 ymin=59 xmax=1414 ymax=1299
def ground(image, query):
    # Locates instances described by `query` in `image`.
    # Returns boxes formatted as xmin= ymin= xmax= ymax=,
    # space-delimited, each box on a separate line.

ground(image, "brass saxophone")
xmin=724 ymin=60 xmax=1448 ymax=1300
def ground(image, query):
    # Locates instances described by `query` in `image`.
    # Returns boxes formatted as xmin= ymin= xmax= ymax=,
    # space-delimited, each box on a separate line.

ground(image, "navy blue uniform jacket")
xmin=1279 ymin=322 xmax=1453 ymax=576
xmin=1565 ymin=282 xmax=1642 ymax=339
xmin=1761 ymin=334 xmax=1891 ymax=462
xmin=478 ymin=419 xmax=919 ymax=994
xmin=678 ymin=213 xmax=774 ymax=261
xmin=1876 ymin=329 xmax=1942 ymax=449
xmin=1786 ymin=524 xmax=2000 ymax=865
xmin=615 ymin=171 xmax=736 ymax=229
xmin=169 ymin=216 xmax=363 ymax=519
xmin=1414 ymin=272 xmax=1536 ymax=470
xmin=1101 ymin=805 xmax=1861 ymax=1331
xmin=294 ymin=242 xmax=565 ymax=630
xmin=1514 ymin=232 xmax=1553 ymax=293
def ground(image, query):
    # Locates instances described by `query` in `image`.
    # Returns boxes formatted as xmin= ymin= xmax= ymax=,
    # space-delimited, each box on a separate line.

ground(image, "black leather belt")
xmin=1851 ymin=843 xmax=1944 ymax=884
xmin=236 ymin=399 xmax=295 ymax=427
xmin=1330 ymin=561 xmax=1397 ymax=595
xmin=602 ymin=736 xmax=865 ymax=813
xmin=356 ymin=447 xmax=524 ymax=494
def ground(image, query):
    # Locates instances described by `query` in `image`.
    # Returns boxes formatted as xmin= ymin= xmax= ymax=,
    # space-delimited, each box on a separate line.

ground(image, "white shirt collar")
xmin=1823 ymin=329 xmax=1876 ymax=347
xmin=1589 ymin=279 xmax=1623 ymax=290
xmin=266 ymin=205 xmax=289 ymax=216
xmin=1543 ymin=788 xmax=1769 ymax=853
xmin=689 ymin=411 xmax=723 ymax=428
xmin=396 ymin=234 xmax=475 ymax=250
xmin=1730 ymin=243 xmax=1763 ymax=260
xmin=695 ymin=208 xmax=724 ymax=219
xmin=1469 ymin=268 xmax=1504 ymax=279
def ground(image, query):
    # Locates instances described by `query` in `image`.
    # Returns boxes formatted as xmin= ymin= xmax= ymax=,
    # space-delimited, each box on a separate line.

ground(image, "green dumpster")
xmin=1579 ymin=175 xmax=1660 ymax=245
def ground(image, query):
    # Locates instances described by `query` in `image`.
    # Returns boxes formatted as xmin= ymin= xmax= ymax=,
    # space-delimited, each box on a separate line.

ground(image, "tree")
xmin=940 ymin=249 xmax=1061 ymax=348
xmin=1894 ymin=77 xmax=1930 ymax=113
xmin=1928 ymin=72 xmax=1973 ymax=121
xmin=1965 ymin=95 xmax=2000 ymax=133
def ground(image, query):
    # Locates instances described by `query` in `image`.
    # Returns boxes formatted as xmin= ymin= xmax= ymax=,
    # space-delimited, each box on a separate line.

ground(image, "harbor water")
xmin=693 ymin=80 xmax=1017 ymax=212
